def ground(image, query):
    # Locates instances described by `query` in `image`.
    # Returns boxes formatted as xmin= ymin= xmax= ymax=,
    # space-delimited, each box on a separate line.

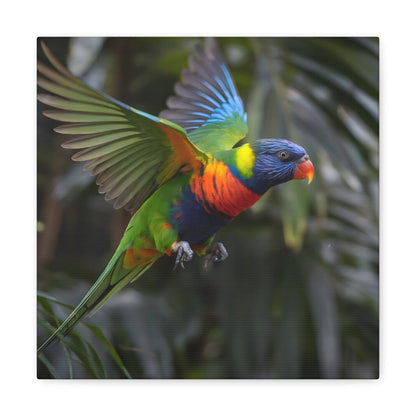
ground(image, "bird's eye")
xmin=277 ymin=150 xmax=289 ymax=160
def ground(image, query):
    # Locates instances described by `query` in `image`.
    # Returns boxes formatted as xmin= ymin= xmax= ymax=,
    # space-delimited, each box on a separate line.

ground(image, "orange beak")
xmin=293 ymin=157 xmax=314 ymax=184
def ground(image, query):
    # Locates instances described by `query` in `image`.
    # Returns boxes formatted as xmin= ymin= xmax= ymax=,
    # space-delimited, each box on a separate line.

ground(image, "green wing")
xmin=159 ymin=38 xmax=248 ymax=154
xmin=38 ymin=42 xmax=207 ymax=213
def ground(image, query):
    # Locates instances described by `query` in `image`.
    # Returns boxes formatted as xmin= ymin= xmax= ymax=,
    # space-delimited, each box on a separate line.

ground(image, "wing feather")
xmin=159 ymin=38 xmax=248 ymax=153
xmin=38 ymin=42 xmax=208 ymax=213
xmin=62 ymin=131 xmax=138 ymax=149
xmin=43 ymin=111 xmax=126 ymax=123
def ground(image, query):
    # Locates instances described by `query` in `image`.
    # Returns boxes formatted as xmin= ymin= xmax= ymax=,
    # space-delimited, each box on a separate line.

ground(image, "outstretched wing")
xmin=37 ymin=42 xmax=208 ymax=213
xmin=159 ymin=38 xmax=248 ymax=154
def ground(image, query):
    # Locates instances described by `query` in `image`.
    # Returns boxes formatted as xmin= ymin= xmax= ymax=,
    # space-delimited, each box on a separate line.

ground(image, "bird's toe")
xmin=204 ymin=242 xmax=228 ymax=270
xmin=172 ymin=241 xmax=193 ymax=270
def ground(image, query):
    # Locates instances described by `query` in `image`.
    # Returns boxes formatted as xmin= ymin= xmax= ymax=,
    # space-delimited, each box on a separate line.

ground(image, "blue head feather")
xmin=248 ymin=139 xmax=308 ymax=194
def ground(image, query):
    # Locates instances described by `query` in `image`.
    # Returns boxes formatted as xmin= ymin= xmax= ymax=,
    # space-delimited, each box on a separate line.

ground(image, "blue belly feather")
xmin=170 ymin=185 xmax=231 ymax=245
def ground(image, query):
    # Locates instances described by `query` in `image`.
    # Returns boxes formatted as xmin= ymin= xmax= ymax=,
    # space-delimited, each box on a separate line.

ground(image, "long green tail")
xmin=37 ymin=250 xmax=152 ymax=354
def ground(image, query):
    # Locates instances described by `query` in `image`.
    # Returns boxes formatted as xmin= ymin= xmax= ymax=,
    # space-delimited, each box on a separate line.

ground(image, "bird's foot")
xmin=203 ymin=242 xmax=228 ymax=270
xmin=172 ymin=241 xmax=193 ymax=270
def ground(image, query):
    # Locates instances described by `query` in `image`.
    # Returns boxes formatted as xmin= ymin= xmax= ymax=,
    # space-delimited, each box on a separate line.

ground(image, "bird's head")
xmin=250 ymin=139 xmax=314 ymax=194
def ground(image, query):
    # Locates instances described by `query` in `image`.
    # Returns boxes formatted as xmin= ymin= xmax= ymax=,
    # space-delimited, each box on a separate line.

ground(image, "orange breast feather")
xmin=190 ymin=160 xmax=261 ymax=218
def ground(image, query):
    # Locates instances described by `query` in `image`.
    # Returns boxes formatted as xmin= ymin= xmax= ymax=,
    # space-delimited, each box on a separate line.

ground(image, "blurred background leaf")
xmin=37 ymin=37 xmax=378 ymax=379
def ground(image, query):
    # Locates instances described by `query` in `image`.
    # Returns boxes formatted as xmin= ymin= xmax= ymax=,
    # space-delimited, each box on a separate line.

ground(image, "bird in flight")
xmin=37 ymin=38 xmax=314 ymax=353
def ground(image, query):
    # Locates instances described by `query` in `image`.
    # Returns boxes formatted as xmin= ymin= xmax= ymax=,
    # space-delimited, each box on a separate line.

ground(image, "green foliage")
xmin=37 ymin=37 xmax=378 ymax=378
xmin=37 ymin=292 xmax=132 ymax=378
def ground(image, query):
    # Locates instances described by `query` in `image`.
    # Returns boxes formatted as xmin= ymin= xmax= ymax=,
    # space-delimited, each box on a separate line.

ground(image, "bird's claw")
xmin=203 ymin=242 xmax=228 ymax=270
xmin=172 ymin=241 xmax=193 ymax=270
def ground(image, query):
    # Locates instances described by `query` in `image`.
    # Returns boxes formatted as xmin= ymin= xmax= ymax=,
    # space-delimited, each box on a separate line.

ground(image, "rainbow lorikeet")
xmin=37 ymin=38 xmax=314 ymax=353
